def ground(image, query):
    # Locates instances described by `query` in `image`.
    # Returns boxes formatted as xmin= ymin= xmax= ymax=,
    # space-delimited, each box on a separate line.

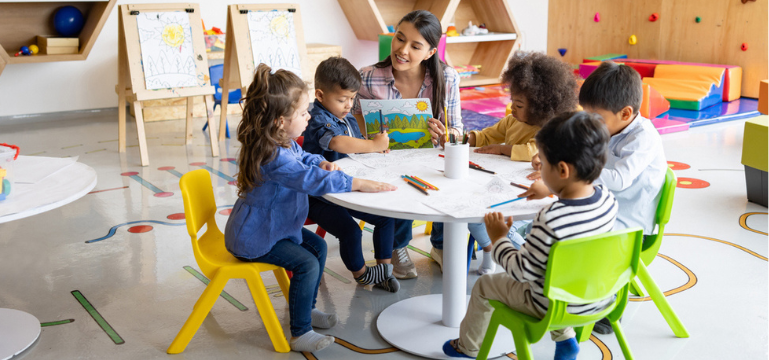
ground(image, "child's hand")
xmin=352 ymin=178 xmax=397 ymax=192
xmin=526 ymin=170 xmax=541 ymax=180
xmin=531 ymin=153 xmax=541 ymax=171
xmin=319 ymin=161 xmax=341 ymax=172
xmin=372 ymin=132 xmax=390 ymax=152
xmin=518 ymin=180 xmax=552 ymax=200
xmin=484 ymin=212 xmax=513 ymax=245
xmin=474 ymin=144 xmax=504 ymax=155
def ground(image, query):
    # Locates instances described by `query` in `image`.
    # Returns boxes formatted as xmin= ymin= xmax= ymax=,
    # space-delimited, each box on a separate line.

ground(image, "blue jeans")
xmin=238 ymin=228 xmax=326 ymax=337
xmin=431 ymin=221 xmax=532 ymax=250
xmin=308 ymin=197 xmax=394 ymax=271
xmin=392 ymin=220 xmax=414 ymax=249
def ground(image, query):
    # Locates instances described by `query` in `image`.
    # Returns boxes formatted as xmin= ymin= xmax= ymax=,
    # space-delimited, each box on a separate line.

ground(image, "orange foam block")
xmin=759 ymin=80 xmax=768 ymax=115
xmin=640 ymin=83 xmax=670 ymax=119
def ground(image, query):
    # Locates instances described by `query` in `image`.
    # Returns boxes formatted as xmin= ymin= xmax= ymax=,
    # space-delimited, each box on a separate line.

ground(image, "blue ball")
xmin=20 ymin=46 xmax=30 ymax=55
xmin=53 ymin=6 xmax=85 ymax=37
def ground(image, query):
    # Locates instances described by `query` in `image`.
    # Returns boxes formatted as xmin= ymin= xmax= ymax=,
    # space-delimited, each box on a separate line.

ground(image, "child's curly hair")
xmin=501 ymin=52 xmax=578 ymax=127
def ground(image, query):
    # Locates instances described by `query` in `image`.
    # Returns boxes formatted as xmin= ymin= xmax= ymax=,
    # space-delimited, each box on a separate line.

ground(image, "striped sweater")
xmin=492 ymin=185 xmax=619 ymax=315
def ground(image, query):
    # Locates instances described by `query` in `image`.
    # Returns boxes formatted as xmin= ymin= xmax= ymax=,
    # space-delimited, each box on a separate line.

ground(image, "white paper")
xmin=136 ymin=12 xmax=198 ymax=90
xmin=13 ymin=156 xmax=76 ymax=184
xmin=247 ymin=10 xmax=302 ymax=77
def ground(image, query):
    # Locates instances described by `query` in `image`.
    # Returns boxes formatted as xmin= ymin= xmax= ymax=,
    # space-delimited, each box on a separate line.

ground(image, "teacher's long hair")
xmin=375 ymin=10 xmax=447 ymax=119
xmin=236 ymin=64 xmax=307 ymax=197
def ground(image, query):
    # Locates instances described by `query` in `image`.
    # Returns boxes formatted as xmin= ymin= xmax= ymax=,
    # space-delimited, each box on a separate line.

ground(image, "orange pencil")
xmin=410 ymin=175 xmax=439 ymax=190
xmin=402 ymin=177 xmax=429 ymax=195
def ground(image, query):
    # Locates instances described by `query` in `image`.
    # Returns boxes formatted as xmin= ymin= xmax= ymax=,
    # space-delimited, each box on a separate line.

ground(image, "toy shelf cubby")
xmin=338 ymin=0 xmax=521 ymax=87
xmin=0 ymin=0 xmax=117 ymax=76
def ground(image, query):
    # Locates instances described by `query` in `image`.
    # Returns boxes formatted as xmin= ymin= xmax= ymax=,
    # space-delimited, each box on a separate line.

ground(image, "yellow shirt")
xmin=470 ymin=115 xmax=540 ymax=161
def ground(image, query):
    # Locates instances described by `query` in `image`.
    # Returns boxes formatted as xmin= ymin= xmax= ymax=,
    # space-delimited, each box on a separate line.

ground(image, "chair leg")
xmin=636 ymin=263 xmax=690 ymax=338
xmin=315 ymin=226 xmax=326 ymax=238
xmin=425 ymin=221 xmax=432 ymax=235
xmin=629 ymin=278 xmax=645 ymax=297
xmin=467 ymin=235 xmax=476 ymax=273
xmin=167 ymin=274 xmax=230 ymax=354
xmin=575 ymin=323 xmax=594 ymax=343
xmin=611 ymin=321 xmax=634 ymax=360
xmin=510 ymin=324 xmax=534 ymax=360
xmin=245 ymin=274 xmax=291 ymax=353
xmin=477 ymin=318 xmax=500 ymax=360
xmin=273 ymin=268 xmax=291 ymax=301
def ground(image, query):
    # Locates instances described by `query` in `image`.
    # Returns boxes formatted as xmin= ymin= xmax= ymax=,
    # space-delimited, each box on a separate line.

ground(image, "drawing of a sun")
xmin=415 ymin=100 xmax=429 ymax=112
xmin=162 ymin=24 xmax=185 ymax=48
xmin=270 ymin=15 xmax=290 ymax=39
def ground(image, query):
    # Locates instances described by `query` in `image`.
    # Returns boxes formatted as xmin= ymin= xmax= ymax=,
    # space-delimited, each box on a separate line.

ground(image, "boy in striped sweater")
xmin=443 ymin=111 xmax=618 ymax=360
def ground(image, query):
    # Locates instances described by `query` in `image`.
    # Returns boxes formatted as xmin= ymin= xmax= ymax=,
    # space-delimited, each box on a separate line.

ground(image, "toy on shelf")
xmin=446 ymin=23 xmax=459 ymax=37
xmin=54 ymin=5 xmax=85 ymax=37
xmin=202 ymin=20 xmax=226 ymax=53
xmin=461 ymin=21 xmax=488 ymax=36
xmin=454 ymin=65 xmax=481 ymax=78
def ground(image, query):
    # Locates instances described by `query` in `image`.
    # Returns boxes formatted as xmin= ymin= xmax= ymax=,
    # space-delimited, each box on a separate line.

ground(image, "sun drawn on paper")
xmin=161 ymin=24 xmax=185 ymax=49
xmin=416 ymin=100 xmax=430 ymax=112
xmin=247 ymin=10 xmax=302 ymax=77
xmin=136 ymin=12 xmax=198 ymax=90
xmin=270 ymin=15 xmax=291 ymax=39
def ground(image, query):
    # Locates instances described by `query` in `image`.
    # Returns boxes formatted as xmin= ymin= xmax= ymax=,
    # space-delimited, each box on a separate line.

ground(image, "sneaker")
xmin=391 ymin=247 xmax=417 ymax=279
xmin=430 ymin=247 xmax=443 ymax=272
xmin=592 ymin=317 xmax=614 ymax=334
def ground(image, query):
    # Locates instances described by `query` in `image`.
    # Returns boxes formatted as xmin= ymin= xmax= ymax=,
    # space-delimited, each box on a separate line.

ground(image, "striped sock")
xmin=374 ymin=275 xmax=400 ymax=293
xmin=355 ymin=263 xmax=393 ymax=285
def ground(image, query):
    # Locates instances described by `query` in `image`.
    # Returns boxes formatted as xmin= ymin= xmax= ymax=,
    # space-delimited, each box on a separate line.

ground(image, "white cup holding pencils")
xmin=444 ymin=143 xmax=469 ymax=179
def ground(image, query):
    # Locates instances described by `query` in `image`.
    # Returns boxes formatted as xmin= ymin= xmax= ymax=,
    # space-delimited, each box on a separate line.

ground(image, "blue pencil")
xmin=488 ymin=197 xmax=525 ymax=209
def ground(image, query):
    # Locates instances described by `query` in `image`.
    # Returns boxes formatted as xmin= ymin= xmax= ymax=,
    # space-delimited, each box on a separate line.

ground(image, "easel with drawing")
xmin=116 ymin=3 xmax=219 ymax=166
xmin=217 ymin=4 xmax=309 ymax=142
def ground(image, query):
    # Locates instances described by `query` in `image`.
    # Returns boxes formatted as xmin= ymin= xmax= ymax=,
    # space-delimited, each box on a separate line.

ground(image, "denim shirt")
xmin=224 ymin=140 xmax=353 ymax=259
xmin=302 ymin=99 xmax=365 ymax=162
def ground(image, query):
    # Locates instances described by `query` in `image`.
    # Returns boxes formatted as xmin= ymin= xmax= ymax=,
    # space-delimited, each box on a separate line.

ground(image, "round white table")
xmin=324 ymin=149 xmax=553 ymax=359
xmin=0 ymin=158 xmax=97 ymax=360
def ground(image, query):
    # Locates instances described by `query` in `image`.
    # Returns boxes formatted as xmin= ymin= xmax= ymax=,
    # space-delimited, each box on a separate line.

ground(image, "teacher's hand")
xmin=427 ymin=118 xmax=446 ymax=147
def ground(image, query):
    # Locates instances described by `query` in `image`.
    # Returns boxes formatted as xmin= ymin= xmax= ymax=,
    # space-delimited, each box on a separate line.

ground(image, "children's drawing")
xmin=136 ymin=12 xmax=198 ymax=90
xmin=360 ymin=99 xmax=433 ymax=150
xmin=247 ymin=10 xmax=302 ymax=77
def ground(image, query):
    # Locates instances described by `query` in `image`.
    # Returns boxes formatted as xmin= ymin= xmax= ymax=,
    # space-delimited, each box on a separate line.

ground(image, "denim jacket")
xmin=225 ymin=140 xmax=353 ymax=259
xmin=302 ymin=100 xmax=365 ymax=162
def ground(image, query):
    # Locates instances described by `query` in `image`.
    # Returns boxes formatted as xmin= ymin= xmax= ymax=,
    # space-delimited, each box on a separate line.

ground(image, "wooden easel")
xmin=217 ymin=4 xmax=309 ymax=142
xmin=116 ymin=3 xmax=219 ymax=167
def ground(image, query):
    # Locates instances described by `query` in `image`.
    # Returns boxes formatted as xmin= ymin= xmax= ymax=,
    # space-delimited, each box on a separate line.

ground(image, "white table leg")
xmin=442 ymin=221 xmax=468 ymax=327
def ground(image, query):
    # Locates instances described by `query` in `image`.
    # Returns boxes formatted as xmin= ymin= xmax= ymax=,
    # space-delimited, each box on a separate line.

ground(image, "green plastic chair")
xmin=477 ymin=227 xmax=644 ymax=360
xmin=627 ymin=167 xmax=689 ymax=338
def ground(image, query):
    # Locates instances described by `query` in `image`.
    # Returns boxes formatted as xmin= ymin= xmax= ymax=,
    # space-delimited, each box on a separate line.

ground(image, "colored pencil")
xmin=510 ymin=181 xmax=555 ymax=198
xmin=470 ymin=164 xmax=496 ymax=174
xmin=404 ymin=179 xmax=429 ymax=195
xmin=444 ymin=106 xmax=449 ymax=143
xmin=488 ymin=197 xmax=525 ymax=209
xmin=402 ymin=176 xmax=429 ymax=191
xmin=402 ymin=175 xmax=431 ymax=190
xmin=379 ymin=110 xmax=384 ymax=133
xmin=410 ymin=175 xmax=439 ymax=190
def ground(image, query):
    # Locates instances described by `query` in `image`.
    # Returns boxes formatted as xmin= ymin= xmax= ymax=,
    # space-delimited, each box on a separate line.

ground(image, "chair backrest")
xmin=641 ymin=167 xmax=677 ymax=261
xmin=209 ymin=64 xmax=242 ymax=104
xmin=544 ymin=227 xmax=644 ymax=304
xmin=295 ymin=136 xmax=304 ymax=147
xmin=180 ymin=169 xmax=220 ymax=241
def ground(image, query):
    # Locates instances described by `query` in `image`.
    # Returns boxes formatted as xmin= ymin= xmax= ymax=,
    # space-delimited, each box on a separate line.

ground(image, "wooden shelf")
xmin=338 ymin=0 xmax=521 ymax=87
xmin=0 ymin=0 xmax=116 ymax=74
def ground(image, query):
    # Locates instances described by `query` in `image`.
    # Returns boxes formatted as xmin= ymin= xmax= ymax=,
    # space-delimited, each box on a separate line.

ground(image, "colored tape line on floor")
xmin=71 ymin=290 xmax=124 ymax=345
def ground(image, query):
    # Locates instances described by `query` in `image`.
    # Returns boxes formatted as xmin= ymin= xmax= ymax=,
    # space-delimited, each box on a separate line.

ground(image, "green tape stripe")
xmin=407 ymin=245 xmax=431 ymax=258
xmin=183 ymin=266 xmax=248 ymax=311
xmin=363 ymin=226 xmax=374 ymax=233
xmin=70 ymin=290 xmax=124 ymax=345
xmin=41 ymin=319 xmax=75 ymax=327
xmin=323 ymin=268 xmax=352 ymax=284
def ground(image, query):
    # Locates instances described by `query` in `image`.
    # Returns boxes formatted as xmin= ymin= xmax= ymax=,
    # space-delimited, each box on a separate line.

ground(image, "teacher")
xmin=352 ymin=10 xmax=463 ymax=280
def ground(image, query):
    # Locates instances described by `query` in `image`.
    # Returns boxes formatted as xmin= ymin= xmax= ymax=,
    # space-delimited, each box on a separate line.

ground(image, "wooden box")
xmin=36 ymin=36 xmax=79 ymax=55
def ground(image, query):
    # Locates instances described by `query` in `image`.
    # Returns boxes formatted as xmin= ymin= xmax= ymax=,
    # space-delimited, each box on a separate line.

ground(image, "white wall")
xmin=0 ymin=0 xmax=547 ymax=118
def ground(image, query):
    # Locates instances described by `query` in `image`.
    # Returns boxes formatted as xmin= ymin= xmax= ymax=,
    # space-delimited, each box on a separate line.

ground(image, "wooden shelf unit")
xmin=0 ymin=0 xmax=116 ymax=75
xmin=337 ymin=0 xmax=521 ymax=87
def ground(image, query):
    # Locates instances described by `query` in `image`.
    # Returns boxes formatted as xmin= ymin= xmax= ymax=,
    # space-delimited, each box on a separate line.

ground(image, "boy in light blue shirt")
xmin=523 ymin=61 xmax=667 ymax=334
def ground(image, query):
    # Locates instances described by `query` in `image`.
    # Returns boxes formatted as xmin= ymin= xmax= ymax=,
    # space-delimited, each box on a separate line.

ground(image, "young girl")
xmin=461 ymin=52 xmax=579 ymax=275
xmin=225 ymin=64 xmax=396 ymax=353
xmin=352 ymin=9 xmax=463 ymax=279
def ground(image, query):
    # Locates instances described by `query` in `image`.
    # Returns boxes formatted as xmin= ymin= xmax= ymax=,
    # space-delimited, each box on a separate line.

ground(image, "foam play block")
xmin=579 ymin=62 xmax=600 ymax=80
xmin=583 ymin=53 xmax=627 ymax=63
xmin=759 ymin=80 xmax=768 ymax=115
xmin=617 ymin=62 xmax=656 ymax=78
xmin=644 ymin=65 xmax=725 ymax=110
xmin=741 ymin=116 xmax=768 ymax=206
xmin=640 ymin=84 xmax=670 ymax=119
xmin=621 ymin=59 xmax=741 ymax=101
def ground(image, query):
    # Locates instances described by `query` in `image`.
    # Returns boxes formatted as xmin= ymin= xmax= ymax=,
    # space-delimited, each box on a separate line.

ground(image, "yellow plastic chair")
xmin=627 ymin=167 xmax=689 ymax=338
xmin=477 ymin=227 xmax=644 ymax=360
xmin=167 ymin=169 xmax=291 ymax=354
